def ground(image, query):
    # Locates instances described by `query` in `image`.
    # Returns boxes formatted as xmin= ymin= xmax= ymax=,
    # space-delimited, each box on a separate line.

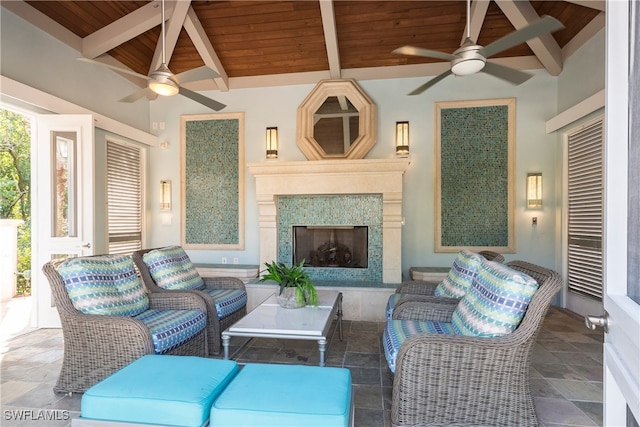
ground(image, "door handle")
xmin=584 ymin=312 xmax=608 ymax=333
xmin=81 ymin=243 xmax=91 ymax=249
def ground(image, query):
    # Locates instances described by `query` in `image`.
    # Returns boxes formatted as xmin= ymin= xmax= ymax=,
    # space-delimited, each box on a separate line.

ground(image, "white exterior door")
xmin=600 ymin=1 xmax=640 ymax=424
xmin=33 ymin=114 xmax=95 ymax=328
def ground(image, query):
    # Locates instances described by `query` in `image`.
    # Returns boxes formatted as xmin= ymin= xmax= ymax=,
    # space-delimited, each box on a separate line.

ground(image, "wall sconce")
xmin=526 ymin=173 xmax=543 ymax=209
xmin=160 ymin=180 xmax=171 ymax=211
xmin=395 ymin=121 xmax=409 ymax=156
xmin=266 ymin=127 xmax=278 ymax=159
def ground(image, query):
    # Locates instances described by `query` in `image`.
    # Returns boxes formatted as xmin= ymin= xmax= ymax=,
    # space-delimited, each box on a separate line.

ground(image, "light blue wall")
xmin=0 ymin=8 xmax=150 ymax=130
xmin=149 ymin=71 xmax=560 ymax=278
xmin=557 ymin=29 xmax=605 ymax=112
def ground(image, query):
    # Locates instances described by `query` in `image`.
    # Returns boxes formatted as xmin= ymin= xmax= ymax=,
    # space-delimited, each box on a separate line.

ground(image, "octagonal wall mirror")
xmin=297 ymin=79 xmax=377 ymax=160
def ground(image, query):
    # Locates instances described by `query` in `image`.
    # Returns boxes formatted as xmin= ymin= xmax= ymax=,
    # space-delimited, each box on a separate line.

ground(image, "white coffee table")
xmin=221 ymin=290 xmax=343 ymax=366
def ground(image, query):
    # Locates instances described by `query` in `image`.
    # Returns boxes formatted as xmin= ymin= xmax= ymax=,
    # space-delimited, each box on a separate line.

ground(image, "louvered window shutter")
xmin=567 ymin=118 xmax=604 ymax=300
xmin=107 ymin=141 xmax=143 ymax=254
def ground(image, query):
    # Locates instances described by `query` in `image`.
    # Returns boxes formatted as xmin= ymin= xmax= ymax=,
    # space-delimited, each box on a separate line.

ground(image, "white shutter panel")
xmin=107 ymin=140 xmax=143 ymax=254
xmin=567 ymin=118 xmax=604 ymax=300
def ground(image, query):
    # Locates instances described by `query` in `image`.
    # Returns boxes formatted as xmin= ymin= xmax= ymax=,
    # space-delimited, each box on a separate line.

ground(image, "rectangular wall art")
xmin=435 ymin=98 xmax=515 ymax=253
xmin=180 ymin=113 xmax=245 ymax=250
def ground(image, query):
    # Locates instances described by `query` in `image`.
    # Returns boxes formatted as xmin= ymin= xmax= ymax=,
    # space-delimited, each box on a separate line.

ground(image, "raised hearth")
xmin=248 ymin=158 xmax=410 ymax=283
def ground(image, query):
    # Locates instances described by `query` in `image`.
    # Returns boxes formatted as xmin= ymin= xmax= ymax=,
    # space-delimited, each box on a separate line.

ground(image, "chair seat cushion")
xmin=205 ymin=288 xmax=248 ymax=319
xmin=133 ymin=309 xmax=206 ymax=353
xmin=81 ymin=355 xmax=238 ymax=427
xmin=433 ymin=250 xmax=484 ymax=299
xmin=57 ymin=254 xmax=149 ymax=316
xmin=383 ymin=320 xmax=455 ymax=373
xmin=451 ymin=260 xmax=539 ymax=337
xmin=211 ymin=363 xmax=352 ymax=426
xmin=142 ymin=246 xmax=204 ymax=290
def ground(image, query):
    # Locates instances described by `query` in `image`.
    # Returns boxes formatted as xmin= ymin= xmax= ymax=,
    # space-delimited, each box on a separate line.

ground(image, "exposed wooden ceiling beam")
xmin=1 ymin=0 xmax=81 ymax=51
xmin=320 ymin=0 xmax=341 ymax=79
xmin=81 ymin=1 xmax=174 ymax=59
xmin=2 ymin=1 xmax=144 ymax=87
xmin=494 ymin=0 xmax=563 ymax=76
xmin=562 ymin=11 xmax=605 ymax=59
xmin=183 ymin=7 xmax=229 ymax=91
xmin=563 ymin=1 xmax=606 ymax=12
xmin=463 ymin=0 xmax=490 ymax=45
xmin=149 ymin=0 xmax=191 ymax=73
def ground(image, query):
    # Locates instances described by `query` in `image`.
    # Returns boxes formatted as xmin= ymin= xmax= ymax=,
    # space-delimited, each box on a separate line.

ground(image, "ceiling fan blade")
xmin=393 ymin=46 xmax=456 ymax=62
xmin=480 ymin=15 xmax=565 ymax=58
xmin=119 ymin=88 xmax=152 ymax=103
xmin=178 ymin=87 xmax=226 ymax=111
xmin=409 ymin=70 xmax=453 ymax=95
xmin=176 ymin=66 xmax=220 ymax=85
xmin=77 ymin=57 xmax=151 ymax=81
xmin=481 ymin=62 xmax=533 ymax=85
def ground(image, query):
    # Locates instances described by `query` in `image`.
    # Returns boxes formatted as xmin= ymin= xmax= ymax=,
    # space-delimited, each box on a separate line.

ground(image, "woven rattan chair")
xmin=397 ymin=250 xmax=505 ymax=296
xmin=389 ymin=261 xmax=563 ymax=427
xmin=133 ymin=248 xmax=247 ymax=356
xmin=478 ymin=250 xmax=505 ymax=262
xmin=386 ymin=250 xmax=492 ymax=320
xmin=42 ymin=256 xmax=208 ymax=394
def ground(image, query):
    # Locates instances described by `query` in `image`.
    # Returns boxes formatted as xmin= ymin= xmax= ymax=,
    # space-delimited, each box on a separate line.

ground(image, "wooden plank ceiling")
xmin=14 ymin=0 xmax=603 ymax=92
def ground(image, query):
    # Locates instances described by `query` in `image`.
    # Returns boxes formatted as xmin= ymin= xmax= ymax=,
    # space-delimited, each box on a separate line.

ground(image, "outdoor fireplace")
xmin=247 ymin=159 xmax=409 ymax=283
xmin=293 ymin=226 xmax=368 ymax=268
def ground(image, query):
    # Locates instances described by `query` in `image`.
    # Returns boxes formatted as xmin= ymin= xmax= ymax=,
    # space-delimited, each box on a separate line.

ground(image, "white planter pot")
xmin=276 ymin=287 xmax=305 ymax=309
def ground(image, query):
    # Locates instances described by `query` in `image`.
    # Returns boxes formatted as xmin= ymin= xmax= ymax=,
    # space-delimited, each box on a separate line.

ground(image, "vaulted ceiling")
xmin=4 ymin=1 xmax=604 ymax=93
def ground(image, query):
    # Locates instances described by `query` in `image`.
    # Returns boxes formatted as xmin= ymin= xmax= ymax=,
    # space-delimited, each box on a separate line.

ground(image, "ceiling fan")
xmin=78 ymin=0 xmax=225 ymax=111
xmin=393 ymin=0 xmax=565 ymax=95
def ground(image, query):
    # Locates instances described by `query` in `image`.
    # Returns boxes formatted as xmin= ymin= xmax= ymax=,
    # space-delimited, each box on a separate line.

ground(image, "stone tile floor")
xmin=0 ymin=300 xmax=603 ymax=426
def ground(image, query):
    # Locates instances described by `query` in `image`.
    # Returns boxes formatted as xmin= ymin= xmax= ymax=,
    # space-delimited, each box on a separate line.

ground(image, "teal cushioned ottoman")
xmin=79 ymin=355 xmax=238 ymax=427
xmin=210 ymin=363 xmax=353 ymax=427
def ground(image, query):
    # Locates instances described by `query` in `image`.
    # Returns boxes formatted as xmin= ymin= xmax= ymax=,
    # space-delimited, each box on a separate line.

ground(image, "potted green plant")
xmin=260 ymin=260 xmax=318 ymax=308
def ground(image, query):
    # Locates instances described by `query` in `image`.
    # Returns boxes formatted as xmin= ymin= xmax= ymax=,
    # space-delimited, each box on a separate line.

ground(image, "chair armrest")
xmin=395 ymin=280 xmax=440 ymax=295
xmin=61 ymin=312 xmax=155 ymax=355
xmin=392 ymin=296 xmax=459 ymax=321
xmin=148 ymin=292 xmax=208 ymax=312
xmin=202 ymin=276 xmax=246 ymax=291
xmin=392 ymin=332 xmax=532 ymax=425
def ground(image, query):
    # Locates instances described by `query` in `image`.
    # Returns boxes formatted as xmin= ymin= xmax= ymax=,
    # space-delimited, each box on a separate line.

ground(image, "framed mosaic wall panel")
xmin=180 ymin=113 xmax=245 ymax=250
xmin=435 ymin=98 xmax=515 ymax=253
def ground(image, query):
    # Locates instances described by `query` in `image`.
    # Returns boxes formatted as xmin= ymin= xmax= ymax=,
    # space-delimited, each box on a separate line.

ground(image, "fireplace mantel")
xmin=248 ymin=159 xmax=410 ymax=283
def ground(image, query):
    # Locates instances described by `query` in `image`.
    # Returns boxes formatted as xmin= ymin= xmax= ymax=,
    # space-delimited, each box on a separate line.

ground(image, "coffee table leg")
xmin=337 ymin=292 xmax=343 ymax=341
xmin=222 ymin=334 xmax=230 ymax=360
xmin=318 ymin=338 xmax=327 ymax=367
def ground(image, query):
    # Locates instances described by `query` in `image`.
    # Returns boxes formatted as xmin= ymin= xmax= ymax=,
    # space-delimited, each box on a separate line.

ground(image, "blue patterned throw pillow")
xmin=142 ymin=246 xmax=204 ymax=290
xmin=58 ymin=254 xmax=149 ymax=316
xmin=433 ymin=250 xmax=484 ymax=298
xmin=451 ymin=261 xmax=539 ymax=337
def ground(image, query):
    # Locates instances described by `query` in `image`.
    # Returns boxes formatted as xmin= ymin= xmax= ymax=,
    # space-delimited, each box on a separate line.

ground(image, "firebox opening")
xmin=293 ymin=226 xmax=368 ymax=268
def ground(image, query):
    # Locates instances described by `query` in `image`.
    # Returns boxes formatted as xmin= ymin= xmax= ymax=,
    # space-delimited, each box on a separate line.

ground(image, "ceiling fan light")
xmin=148 ymin=64 xmax=179 ymax=96
xmin=451 ymin=44 xmax=486 ymax=76
xmin=149 ymin=79 xmax=179 ymax=96
xmin=451 ymin=57 xmax=486 ymax=76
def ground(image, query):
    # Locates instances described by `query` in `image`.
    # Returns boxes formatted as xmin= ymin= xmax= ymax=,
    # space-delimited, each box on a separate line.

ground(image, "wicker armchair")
xmin=478 ymin=250 xmax=505 ymax=262
xmin=386 ymin=250 xmax=486 ymax=320
xmin=388 ymin=261 xmax=563 ymax=427
xmin=133 ymin=248 xmax=247 ymax=356
xmin=396 ymin=250 xmax=505 ymax=296
xmin=42 ymin=256 xmax=208 ymax=394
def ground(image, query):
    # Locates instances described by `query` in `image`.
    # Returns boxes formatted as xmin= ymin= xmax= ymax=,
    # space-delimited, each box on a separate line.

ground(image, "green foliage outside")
xmin=1 ymin=108 xmax=32 ymax=295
